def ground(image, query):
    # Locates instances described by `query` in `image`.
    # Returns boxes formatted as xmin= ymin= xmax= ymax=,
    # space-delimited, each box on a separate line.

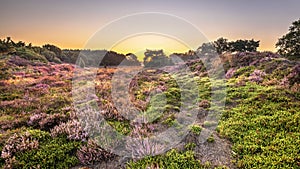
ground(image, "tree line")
xmin=0 ymin=39 xmax=140 ymax=66
xmin=1 ymin=18 xmax=299 ymax=66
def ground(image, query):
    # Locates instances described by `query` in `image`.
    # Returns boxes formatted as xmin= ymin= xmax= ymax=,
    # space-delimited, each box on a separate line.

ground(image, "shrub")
xmin=28 ymin=113 xmax=69 ymax=131
xmin=51 ymin=120 xmax=88 ymax=141
xmin=127 ymin=149 xmax=205 ymax=169
xmin=199 ymin=99 xmax=211 ymax=109
xmin=189 ymin=124 xmax=202 ymax=135
xmin=76 ymin=139 xmax=114 ymax=165
xmin=27 ymin=113 xmax=48 ymax=128
xmin=1 ymin=132 xmax=39 ymax=160
xmin=126 ymin=123 xmax=164 ymax=159
xmin=16 ymin=136 xmax=81 ymax=168
xmin=39 ymin=113 xmax=68 ymax=131
xmin=248 ymin=69 xmax=266 ymax=83
xmin=207 ymin=134 xmax=215 ymax=143
xmin=225 ymin=68 xmax=236 ymax=79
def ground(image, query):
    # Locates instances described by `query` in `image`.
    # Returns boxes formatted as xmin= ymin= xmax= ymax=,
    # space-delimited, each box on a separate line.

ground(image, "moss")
xmin=127 ymin=149 xmax=206 ymax=169
xmin=185 ymin=143 xmax=197 ymax=150
xmin=107 ymin=119 xmax=131 ymax=135
xmin=207 ymin=134 xmax=215 ymax=143
xmin=15 ymin=135 xmax=81 ymax=169
xmin=219 ymin=82 xmax=300 ymax=168
xmin=189 ymin=124 xmax=202 ymax=135
xmin=162 ymin=115 xmax=175 ymax=127
xmin=234 ymin=66 xmax=255 ymax=77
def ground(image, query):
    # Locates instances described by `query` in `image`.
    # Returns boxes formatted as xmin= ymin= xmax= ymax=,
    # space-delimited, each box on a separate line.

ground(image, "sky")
xmin=1 ymin=0 xmax=300 ymax=55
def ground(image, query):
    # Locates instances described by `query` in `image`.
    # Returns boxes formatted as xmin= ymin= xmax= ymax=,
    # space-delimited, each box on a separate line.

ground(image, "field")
xmin=0 ymin=52 xmax=299 ymax=169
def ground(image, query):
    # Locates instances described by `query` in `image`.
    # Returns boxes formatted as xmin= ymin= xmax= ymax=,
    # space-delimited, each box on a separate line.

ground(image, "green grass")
xmin=127 ymin=149 xmax=208 ymax=169
xmin=219 ymin=81 xmax=300 ymax=168
xmin=12 ymin=130 xmax=81 ymax=169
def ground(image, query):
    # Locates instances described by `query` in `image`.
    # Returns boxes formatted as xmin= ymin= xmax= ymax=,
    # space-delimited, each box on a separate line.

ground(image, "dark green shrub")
xmin=16 ymin=136 xmax=81 ymax=169
xmin=127 ymin=149 xmax=205 ymax=169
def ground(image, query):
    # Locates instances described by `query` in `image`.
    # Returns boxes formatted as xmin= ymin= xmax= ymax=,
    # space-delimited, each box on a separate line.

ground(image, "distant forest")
xmin=1 ymin=18 xmax=299 ymax=66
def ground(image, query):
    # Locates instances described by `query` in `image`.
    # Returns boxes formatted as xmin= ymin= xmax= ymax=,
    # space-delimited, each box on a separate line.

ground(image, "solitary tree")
xmin=276 ymin=18 xmax=300 ymax=59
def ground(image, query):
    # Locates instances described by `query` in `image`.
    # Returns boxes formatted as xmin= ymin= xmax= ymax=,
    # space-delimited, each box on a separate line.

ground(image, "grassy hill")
xmin=0 ymin=49 xmax=299 ymax=168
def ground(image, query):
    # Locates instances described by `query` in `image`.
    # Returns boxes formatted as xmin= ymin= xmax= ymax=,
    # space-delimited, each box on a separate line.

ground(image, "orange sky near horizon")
xmin=0 ymin=26 xmax=281 ymax=54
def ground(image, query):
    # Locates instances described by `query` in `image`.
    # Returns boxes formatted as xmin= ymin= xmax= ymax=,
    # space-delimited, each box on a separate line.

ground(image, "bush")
xmin=1 ymin=132 xmax=39 ymax=160
xmin=15 ymin=47 xmax=47 ymax=63
xmin=248 ymin=69 xmax=266 ymax=83
xmin=28 ymin=113 xmax=69 ymax=131
xmin=189 ymin=124 xmax=202 ymax=135
xmin=127 ymin=149 xmax=206 ymax=169
xmin=16 ymin=136 xmax=81 ymax=168
xmin=51 ymin=120 xmax=88 ymax=141
xmin=76 ymin=139 xmax=114 ymax=165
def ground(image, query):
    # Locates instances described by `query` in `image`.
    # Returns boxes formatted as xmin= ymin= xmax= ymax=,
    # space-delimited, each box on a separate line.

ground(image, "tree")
xmin=197 ymin=43 xmax=217 ymax=55
xmin=16 ymin=41 xmax=25 ymax=47
xmin=197 ymin=38 xmax=259 ymax=56
xmin=213 ymin=37 xmax=230 ymax=54
xmin=143 ymin=49 xmax=173 ymax=67
xmin=228 ymin=39 xmax=259 ymax=53
xmin=43 ymin=44 xmax=62 ymax=56
xmin=276 ymin=18 xmax=300 ymax=59
xmin=6 ymin=37 xmax=11 ymax=44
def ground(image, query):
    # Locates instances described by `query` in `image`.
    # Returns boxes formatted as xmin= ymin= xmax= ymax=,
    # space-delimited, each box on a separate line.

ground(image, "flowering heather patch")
xmin=126 ymin=137 xmax=165 ymax=159
xmin=1 ymin=132 xmax=39 ymax=160
xmin=27 ymin=113 xmax=48 ymax=127
xmin=51 ymin=119 xmax=88 ymax=141
xmin=7 ymin=56 xmax=32 ymax=66
xmin=76 ymin=139 xmax=115 ymax=165
xmin=287 ymin=64 xmax=300 ymax=86
xmin=34 ymin=83 xmax=50 ymax=89
xmin=225 ymin=68 xmax=236 ymax=79
xmin=248 ymin=69 xmax=266 ymax=83
xmin=0 ymin=51 xmax=299 ymax=168
xmin=28 ymin=113 xmax=69 ymax=131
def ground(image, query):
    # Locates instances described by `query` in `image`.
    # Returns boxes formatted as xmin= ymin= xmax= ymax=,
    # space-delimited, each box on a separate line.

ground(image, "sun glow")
xmin=110 ymin=34 xmax=192 ymax=61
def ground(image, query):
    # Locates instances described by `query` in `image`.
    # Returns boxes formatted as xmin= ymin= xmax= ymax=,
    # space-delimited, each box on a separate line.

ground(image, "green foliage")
xmin=15 ymin=47 xmax=48 ymax=63
xmin=219 ymin=82 xmax=300 ymax=168
xmin=15 ymin=134 xmax=81 ymax=169
xmin=41 ymin=49 xmax=62 ymax=63
xmin=0 ymin=88 xmax=22 ymax=101
xmin=143 ymin=49 xmax=173 ymax=67
xmin=162 ymin=115 xmax=176 ymax=127
xmin=107 ymin=120 xmax=131 ymax=135
xmin=185 ymin=143 xmax=196 ymax=150
xmin=127 ymin=149 xmax=206 ymax=169
xmin=197 ymin=43 xmax=217 ymax=55
xmin=0 ymin=59 xmax=10 ymax=80
xmin=228 ymin=39 xmax=259 ymax=53
xmin=198 ymin=38 xmax=260 ymax=55
xmin=214 ymin=37 xmax=230 ymax=54
xmin=0 ymin=129 xmax=81 ymax=168
xmin=207 ymin=134 xmax=215 ymax=143
xmin=276 ymin=18 xmax=300 ymax=59
xmin=0 ymin=36 xmax=299 ymax=169
xmin=234 ymin=66 xmax=255 ymax=77
xmin=189 ymin=124 xmax=202 ymax=135
xmin=43 ymin=44 xmax=62 ymax=56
